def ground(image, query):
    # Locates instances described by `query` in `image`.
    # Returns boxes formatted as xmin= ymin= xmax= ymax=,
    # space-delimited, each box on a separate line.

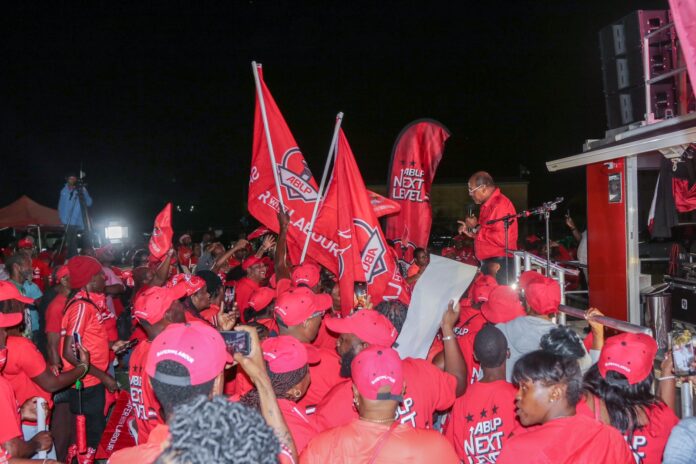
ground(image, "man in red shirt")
xmin=301 ymin=345 xmax=458 ymax=463
xmin=313 ymin=307 xmax=462 ymax=431
xmin=445 ymin=324 xmax=519 ymax=462
xmin=60 ymin=256 xmax=119 ymax=458
xmin=44 ymin=266 xmax=71 ymax=373
xmin=128 ymin=285 xmax=186 ymax=444
xmin=234 ymin=256 xmax=267 ymax=313
xmin=459 ymin=172 xmax=518 ymax=284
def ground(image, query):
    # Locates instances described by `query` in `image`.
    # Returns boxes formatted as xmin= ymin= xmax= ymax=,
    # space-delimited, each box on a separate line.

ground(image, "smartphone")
xmin=115 ymin=339 xmax=139 ymax=355
xmin=354 ymin=282 xmax=368 ymax=309
xmin=220 ymin=331 xmax=251 ymax=356
xmin=73 ymin=333 xmax=82 ymax=361
xmin=671 ymin=329 xmax=696 ymax=376
xmin=224 ymin=286 xmax=236 ymax=309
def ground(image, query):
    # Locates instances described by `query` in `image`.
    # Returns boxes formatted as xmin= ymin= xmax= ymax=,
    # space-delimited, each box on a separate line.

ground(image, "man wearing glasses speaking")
xmin=458 ymin=171 xmax=518 ymax=284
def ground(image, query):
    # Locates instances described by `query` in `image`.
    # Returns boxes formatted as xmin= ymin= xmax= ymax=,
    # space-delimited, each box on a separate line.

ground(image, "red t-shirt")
xmin=313 ymin=358 xmax=457 ymax=431
xmin=108 ymin=423 xmax=169 ymax=464
xmin=235 ymin=277 xmax=260 ymax=320
xmin=496 ymin=414 xmax=634 ymax=464
xmin=301 ymin=419 xmax=459 ymax=463
xmin=0 ymin=377 xmax=21 ymax=443
xmin=199 ymin=305 xmax=220 ymax=328
xmin=576 ymin=398 xmax=678 ymax=464
xmin=177 ymin=246 xmax=193 ymax=268
xmin=2 ymin=336 xmax=51 ymax=408
xmin=128 ymin=340 xmax=163 ymax=444
xmin=279 ymin=398 xmax=318 ymax=453
xmin=298 ymin=347 xmax=341 ymax=409
xmin=31 ymin=258 xmax=51 ymax=292
xmin=45 ymin=293 xmax=68 ymax=334
xmin=312 ymin=318 xmax=339 ymax=352
xmin=454 ymin=309 xmax=487 ymax=384
xmin=475 ymin=188 xmax=518 ymax=260
xmin=444 ymin=380 xmax=519 ymax=462
xmin=60 ymin=294 xmax=111 ymax=388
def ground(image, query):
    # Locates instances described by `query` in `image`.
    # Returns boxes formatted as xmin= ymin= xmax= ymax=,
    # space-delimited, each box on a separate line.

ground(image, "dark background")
xmin=0 ymin=0 xmax=668 ymax=237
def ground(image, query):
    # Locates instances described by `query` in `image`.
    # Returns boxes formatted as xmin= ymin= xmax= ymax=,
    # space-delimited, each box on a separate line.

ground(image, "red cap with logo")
xmin=351 ymin=345 xmax=403 ymax=402
xmin=262 ymin=335 xmax=320 ymax=374
xmin=598 ymin=333 xmax=657 ymax=385
xmin=242 ymin=256 xmax=264 ymax=271
xmin=248 ymin=287 xmax=275 ymax=311
xmin=526 ymin=277 xmax=561 ymax=315
xmin=274 ymin=287 xmax=332 ymax=326
xmin=0 ymin=281 xmax=34 ymax=304
xmin=55 ymin=265 xmax=70 ymax=281
xmin=325 ymin=309 xmax=398 ymax=347
xmin=292 ymin=263 xmax=320 ymax=288
xmin=145 ymin=322 xmax=233 ymax=386
xmin=481 ymin=286 xmax=525 ymax=324
xmin=166 ymin=273 xmax=206 ymax=297
xmin=518 ymin=270 xmax=545 ymax=291
xmin=469 ymin=275 xmax=498 ymax=303
xmin=134 ymin=285 xmax=187 ymax=324
xmin=67 ymin=256 xmax=103 ymax=289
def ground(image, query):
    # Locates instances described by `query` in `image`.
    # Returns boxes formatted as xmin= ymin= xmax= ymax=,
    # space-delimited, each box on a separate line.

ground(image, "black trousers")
xmin=481 ymin=256 xmax=514 ymax=285
xmin=68 ymin=384 xmax=106 ymax=449
xmin=64 ymin=227 xmax=80 ymax=259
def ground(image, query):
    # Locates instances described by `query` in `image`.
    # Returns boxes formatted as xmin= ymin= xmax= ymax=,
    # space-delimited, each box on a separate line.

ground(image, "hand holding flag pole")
xmin=300 ymin=112 xmax=344 ymax=264
xmin=251 ymin=61 xmax=285 ymax=212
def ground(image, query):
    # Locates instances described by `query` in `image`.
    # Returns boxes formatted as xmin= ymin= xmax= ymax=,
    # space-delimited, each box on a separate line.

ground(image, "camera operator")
xmin=58 ymin=173 xmax=93 ymax=258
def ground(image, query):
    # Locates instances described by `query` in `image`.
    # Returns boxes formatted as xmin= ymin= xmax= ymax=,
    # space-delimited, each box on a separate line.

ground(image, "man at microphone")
xmin=458 ymin=171 xmax=518 ymax=284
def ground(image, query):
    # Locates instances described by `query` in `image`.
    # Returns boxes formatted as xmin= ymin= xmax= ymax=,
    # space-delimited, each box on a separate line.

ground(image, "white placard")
xmin=395 ymin=254 xmax=477 ymax=359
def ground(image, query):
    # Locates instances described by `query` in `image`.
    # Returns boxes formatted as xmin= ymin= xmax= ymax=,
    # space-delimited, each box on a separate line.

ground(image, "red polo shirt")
xmin=278 ymin=398 xmax=318 ymax=453
xmin=475 ymin=188 xmax=518 ymax=260
xmin=297 ymin=347 xmax=341 ymax=409
xmin=313 ymin=357 xmax=457 ymax=431
xmin=128 ymin=340 xmax=163 ymax=444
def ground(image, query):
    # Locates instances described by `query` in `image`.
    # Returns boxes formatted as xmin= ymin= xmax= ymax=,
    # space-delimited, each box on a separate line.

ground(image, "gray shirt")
xmin=496 ymin=316 xmax=556 ymax=381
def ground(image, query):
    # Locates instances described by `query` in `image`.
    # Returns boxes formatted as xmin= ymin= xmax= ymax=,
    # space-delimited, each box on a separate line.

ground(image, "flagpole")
xmin=299 ymin=112 xmax=344 ymax=264
xmin=251 ymin=61 xmax=285 ymax=212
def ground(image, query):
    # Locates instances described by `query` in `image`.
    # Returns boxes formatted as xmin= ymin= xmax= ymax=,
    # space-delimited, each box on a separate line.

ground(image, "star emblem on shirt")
xmin=480 ymin=408 xmax=488 ymax=418
xmin=400 ymin=159 xmax=406 ymax=166
xmin=492 ymin=405 xmax=499 ymax=414
xmin=409 ymin=160 xmax=416 ymax=167
xmin=465 ymin=413 xmax=474 ymax=423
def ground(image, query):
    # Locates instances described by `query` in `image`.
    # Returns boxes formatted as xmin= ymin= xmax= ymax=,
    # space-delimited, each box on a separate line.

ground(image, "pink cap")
xmin=274 ymin=287 xmax=332 ymax=326
xmin=481 ymin=286 xmax=525 ymax=324
xmin=526 ymin=278 xmax=561 ymax=315
xmin=469 ymin=275 xmax=498 ymax=303
xmin=134 ymin=285 xmax=187 ymax=324
xmin=262 ymin=335 xmax=320 ymax=374
xmin=351 ymin=345 xmax=403 ymax=401
xmin=518 ymin=270 xmax=545 ymax=291
xmin=145 ymin=322 xmax=233 ymax=386
xmin=0 ymin=281 xmax=34 ymax=304
xmin=292 ymin=263 xmax=320 ymax=288
xmin=598 ymin=333 xmax=657 ymax=385
xmin=0 ymin=312 xmax=23 ymax=328
xmin=248 ymin=287 xmax=275 ymax=311
xmin=166 ymin=273 xmax=206 ymax=297
xmin=242 ymin=256 xmax=264 ymax=271
xmin=325 ymin=310 xmax=398 ymax=346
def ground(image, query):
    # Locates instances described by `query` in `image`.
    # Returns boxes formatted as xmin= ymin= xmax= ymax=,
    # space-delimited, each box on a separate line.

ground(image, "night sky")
xmin=1 ymin=0 xmax=668 ymax=236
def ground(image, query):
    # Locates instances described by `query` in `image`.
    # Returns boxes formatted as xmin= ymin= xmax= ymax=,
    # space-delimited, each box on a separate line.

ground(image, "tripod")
xmin=55 ymin=183 xmax=95 ymax=262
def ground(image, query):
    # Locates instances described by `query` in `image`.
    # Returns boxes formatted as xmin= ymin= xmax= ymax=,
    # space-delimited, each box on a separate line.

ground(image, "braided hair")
xmin=155 ymin=395 xmax=279 ymax=464
xmin=240 ymin=365 xmax=308 ymax=409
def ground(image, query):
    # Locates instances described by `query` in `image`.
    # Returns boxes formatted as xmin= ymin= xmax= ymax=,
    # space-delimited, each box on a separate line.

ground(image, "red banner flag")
xmin=385 ymin=120 xmax=450 ymax=265
xmin=319 ymin=129 xmax=409 ymax=314
xmin=148 ymin=202 xmax=173 ymax=259
xmin=95 ymin=391 xmax=137 ymax=459
xmin=368 ymin=190 xmax=401 ymax=218
xmin=247 ymin=65 xmax=341 ymax=272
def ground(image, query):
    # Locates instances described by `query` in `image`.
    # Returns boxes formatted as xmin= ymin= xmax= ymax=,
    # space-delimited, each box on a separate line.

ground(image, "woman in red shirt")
xmin=497 ymin=350 xmax=633 ymax=463
xmin=580 ymin=333 xmax=679 ymax=464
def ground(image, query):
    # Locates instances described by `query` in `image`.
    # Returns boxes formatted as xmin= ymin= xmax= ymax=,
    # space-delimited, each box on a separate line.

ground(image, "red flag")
xmin=385 ymin=120 xmax=450 ymax=265
xmin=323 ymin=129 xmax=410 ymax=315
xmin=247 ymin=65 xmax=340 ymax=272
xmin=95 ymin=391 xmax=136 ymax=459
xmin=148 ymin=203 xmax=173 ymax=259
xmin=368 ymin=190 xmax=401 ymax=218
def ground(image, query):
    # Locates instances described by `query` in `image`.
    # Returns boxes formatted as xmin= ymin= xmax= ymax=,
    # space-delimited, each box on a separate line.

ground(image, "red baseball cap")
xmin=262 ymin=335 xmax=320 ymax=374
xmin=134 ymin=285 xmax=187 ymax=324
xmin=598 ymin=333 xmax=657 ymax=385
xmin=526 ymin=278 xmax=561 ymax=315
xmin=325 ymin=309 xmax=398 ymax=346
xmin=166 ymin=273 xmax=206 ymax=297
xmin=95 ymin=245 xmax=115 ymax=261
xmin=0 ymin=282 xmax=34 ymax=304
xmin=242 ymin=256 xmax=264 ymax=271
xmin=351 ymin=345 xmax=403 ymax=402
xmin=17 ymin=238 xmax=33 ymax=249
xmin=292 ymin=263 xmax=320 ymax=288
xmin=247 ymin=227 xmax=271 ymax=240
xmin=274 ymin=287 xmax=332 ymax=326
xmin=481 ymin=286 xmax=525 ymax=324
xmin=518 ymin=270 xmax=545 ymax=291
xmin=469 ymin=275 xmax=498 ymax=303
xmin=67 ymin=256 xmax=103 ymax=289
xmin=145 ymin=322 xmax=233 ymax=386
xmin=248 ymin=287 xmax=275 ymax=311
xmin=55 ymin=266 xmax=70 ymax=281
xmin=0 ymin=312 xmax=23 ymax=328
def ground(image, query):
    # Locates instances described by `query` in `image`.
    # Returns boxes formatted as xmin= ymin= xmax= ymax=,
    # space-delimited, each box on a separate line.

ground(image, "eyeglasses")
xmin=468 ymin=184 xmax=484 ymax=194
